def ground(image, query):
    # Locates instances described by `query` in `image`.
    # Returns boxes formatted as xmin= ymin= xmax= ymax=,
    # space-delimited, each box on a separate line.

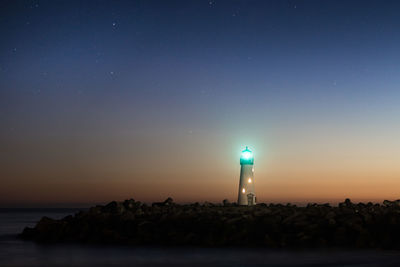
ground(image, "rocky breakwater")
xmin=20 ymin=198 xmax=400 ymax=248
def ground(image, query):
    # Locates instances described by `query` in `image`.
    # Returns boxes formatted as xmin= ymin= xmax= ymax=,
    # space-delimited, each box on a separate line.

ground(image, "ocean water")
xmin=1 ymin=209 xmax=400 ymax=266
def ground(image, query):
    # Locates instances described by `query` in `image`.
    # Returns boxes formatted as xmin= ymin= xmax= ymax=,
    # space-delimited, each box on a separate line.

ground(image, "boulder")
xmin=222 ymin=199 xmax=230 ymax=206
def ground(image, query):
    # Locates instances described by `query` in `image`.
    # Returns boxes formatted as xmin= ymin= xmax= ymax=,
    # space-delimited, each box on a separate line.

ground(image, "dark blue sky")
xmin=1 ymin=0 xmax=400 ymax=205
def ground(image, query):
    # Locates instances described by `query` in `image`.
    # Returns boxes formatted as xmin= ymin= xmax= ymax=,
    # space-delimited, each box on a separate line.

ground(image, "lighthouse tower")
xmin=238 ymin=146 xmax=256 ymax=206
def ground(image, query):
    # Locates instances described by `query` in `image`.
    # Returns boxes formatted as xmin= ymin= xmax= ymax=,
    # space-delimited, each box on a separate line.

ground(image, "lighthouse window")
xmin=242 ymin=188 xmax=246 ymax=193
xmin=242 ymin=151 xmax=251 ymax=159
xmin=248 ymin=178 xmax=252 ymax=183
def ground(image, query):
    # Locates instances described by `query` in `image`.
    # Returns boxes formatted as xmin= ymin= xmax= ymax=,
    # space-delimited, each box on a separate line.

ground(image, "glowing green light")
xmin=241 ymin=146 xmax=253 ymax=162
xmin=242 ymin=151 xmax=252 ymax=159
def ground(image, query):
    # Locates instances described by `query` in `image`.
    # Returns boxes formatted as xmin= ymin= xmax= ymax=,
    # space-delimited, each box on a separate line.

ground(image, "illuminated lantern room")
xmin=240 ymin=146 xmax=254 ymax=165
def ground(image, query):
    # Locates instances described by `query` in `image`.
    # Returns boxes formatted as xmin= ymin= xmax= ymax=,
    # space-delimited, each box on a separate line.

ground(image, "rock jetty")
xmin=20 ymin=198 xmax=400 ymax=248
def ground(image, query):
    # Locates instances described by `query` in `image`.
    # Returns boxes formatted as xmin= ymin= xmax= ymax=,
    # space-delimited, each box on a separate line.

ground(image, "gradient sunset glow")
xmin=1 ymin=0 xmax=400 ymax=207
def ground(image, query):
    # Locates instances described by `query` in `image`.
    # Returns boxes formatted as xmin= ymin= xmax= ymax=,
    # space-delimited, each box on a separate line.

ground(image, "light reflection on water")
xmin=1 ymin=210 xmax=400 ymax=267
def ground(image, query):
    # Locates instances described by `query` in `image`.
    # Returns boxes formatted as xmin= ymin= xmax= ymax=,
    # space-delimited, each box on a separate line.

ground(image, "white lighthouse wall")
xmin=238 ymin=164 xmax=255 ymax=205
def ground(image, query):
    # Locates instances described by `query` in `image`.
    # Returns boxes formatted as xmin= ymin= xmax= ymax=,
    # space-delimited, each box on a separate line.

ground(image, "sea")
xmin=1 ymin=208 xmax=400 ymax=266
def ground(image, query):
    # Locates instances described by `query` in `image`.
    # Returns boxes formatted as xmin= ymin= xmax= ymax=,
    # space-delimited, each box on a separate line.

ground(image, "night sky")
xmin=1 ymin=0 xmax=400 ymax=207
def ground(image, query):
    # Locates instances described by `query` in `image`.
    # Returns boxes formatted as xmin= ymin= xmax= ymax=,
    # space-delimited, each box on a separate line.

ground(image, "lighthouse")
xmin=238 ymin=146 xmax=256 ymax=205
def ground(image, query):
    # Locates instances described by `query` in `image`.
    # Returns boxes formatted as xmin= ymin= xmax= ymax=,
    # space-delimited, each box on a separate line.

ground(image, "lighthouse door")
xmin=247 ymin=193 xmax=254 ymax=206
